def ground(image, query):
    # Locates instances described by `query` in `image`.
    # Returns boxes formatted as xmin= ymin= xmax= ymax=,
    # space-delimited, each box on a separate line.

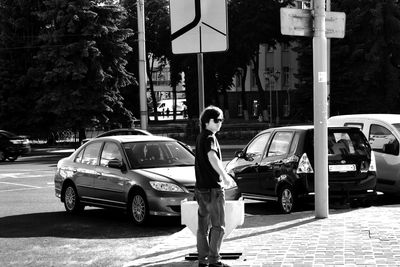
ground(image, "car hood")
xmin=134 ymin=166 xmax=195 ymax=186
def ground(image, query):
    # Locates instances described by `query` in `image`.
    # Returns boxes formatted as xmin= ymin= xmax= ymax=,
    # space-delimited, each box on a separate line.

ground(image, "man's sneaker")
xmin=209 ymin=262 xmax=230 ymax=267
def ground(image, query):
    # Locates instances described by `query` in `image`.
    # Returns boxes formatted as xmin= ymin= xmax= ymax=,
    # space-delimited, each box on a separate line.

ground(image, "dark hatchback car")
xmin=225 ymin=126 xmax=377 ymax=213
xmin=0 ymin=130 xmax=31 ymax=162
xmin=55 ymin=135 xmax=239 ymax=225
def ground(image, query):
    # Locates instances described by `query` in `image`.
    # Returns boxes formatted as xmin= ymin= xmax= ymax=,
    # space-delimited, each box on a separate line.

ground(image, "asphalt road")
xmin=0 ymin=151 xmax=185 ymax=266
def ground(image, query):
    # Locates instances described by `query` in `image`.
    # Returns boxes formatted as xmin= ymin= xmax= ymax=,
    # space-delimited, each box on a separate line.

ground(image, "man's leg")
xmin=208 ymin=188 xmax=225 ymax=265
xmin=196 ymin=189 xmax=211 ymax=265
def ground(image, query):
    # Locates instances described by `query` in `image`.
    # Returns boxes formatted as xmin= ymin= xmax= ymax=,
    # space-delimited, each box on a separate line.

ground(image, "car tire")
xmin=278 ymin=185 xmax=295 ymax=214
xmin=0 ymin=150 xmax=6 ymax=162
xmin=63 ymin=184 xmax=84 ymax=213
xmin=128 ymin=190 xmax=149 ymax=225
xmin=7 ymin=155 xmax=18 ymax=162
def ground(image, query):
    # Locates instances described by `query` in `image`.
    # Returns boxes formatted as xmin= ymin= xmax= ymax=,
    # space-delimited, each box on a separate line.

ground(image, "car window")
xmin=344 ymin=122 xmax=363 ymax=130
xmin=81 ymin=142 xmax=102 ymax=165
xmin=369 ymin=124 xmax=399 ymax=155
xmin=100 ymin=142 xmax=123 ymax=167
xmin=267 ymin=132 xmax=293 ymax=157
xmin=74 ymin=148 xmax=84 ymax=163
xmin=289 ymin=132 xmax=300 ymax=154
xmin=328 ymin=130 xmax=368 ymax=156
xmin=123 ymin=141 xmax=194 ymax=168
xmin=246 ymin=132 xmax=271 ymax=157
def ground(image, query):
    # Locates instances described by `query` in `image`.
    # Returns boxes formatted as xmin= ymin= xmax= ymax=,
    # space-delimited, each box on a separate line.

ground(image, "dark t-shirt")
xmin=195 ymin=129 xmax=222 ymax=189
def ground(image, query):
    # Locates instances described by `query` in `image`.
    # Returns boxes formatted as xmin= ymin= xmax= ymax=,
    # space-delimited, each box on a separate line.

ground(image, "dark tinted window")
xmin=328 ymin=130 xmax=368 ymax=156
xmin=123 ymin=141 xmax=194 ymax=168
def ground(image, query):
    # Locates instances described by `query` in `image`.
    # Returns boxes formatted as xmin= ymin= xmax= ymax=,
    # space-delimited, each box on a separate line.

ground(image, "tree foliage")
xmin=0 ymin=0 xmax=135 ymax=138
xmin=293 ymin=0 xmax=400 ymax=120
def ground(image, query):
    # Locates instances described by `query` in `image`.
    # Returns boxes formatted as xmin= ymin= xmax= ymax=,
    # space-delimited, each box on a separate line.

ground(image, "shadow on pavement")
xmin=0 ymin=208 xmax=183 ymax=239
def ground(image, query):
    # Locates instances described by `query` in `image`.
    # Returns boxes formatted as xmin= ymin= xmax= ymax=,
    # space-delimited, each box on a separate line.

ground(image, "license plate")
xmin=329 ymin=164 xmax=356 ymax=172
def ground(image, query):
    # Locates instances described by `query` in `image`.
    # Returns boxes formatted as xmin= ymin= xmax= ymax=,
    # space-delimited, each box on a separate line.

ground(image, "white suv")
xmin=329 ymin=114 xmax=400 ymax=195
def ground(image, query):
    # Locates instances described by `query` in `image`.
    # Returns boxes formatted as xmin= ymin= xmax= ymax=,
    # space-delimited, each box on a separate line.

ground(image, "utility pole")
xmin=137 ymin=0 xmax=148 ymax=130
xmin=327 ymin=0 xmax=331 ymax=118
xmin=313 ymin=0 xmax=329 ymax=218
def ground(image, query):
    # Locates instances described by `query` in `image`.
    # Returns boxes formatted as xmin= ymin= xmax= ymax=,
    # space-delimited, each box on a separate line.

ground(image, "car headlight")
xmin=149 ymin=181 xmax=184 ymax=192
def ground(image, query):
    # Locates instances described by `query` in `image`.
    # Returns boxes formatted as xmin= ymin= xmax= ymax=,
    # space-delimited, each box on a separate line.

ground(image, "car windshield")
xmin=328 ymin=130 xmax=368 ymax=156
xmin=123 ymin=141 xmax=194 ymax=169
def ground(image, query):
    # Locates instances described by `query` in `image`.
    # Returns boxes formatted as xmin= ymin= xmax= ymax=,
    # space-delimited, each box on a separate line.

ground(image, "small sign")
xmin=280 ymin=8 xmax=346 ymax=38
xmin=318 ymin=72 xmax=327 ymax=82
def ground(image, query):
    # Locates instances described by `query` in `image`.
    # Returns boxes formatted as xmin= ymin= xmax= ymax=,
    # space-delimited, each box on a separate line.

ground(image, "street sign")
xmin=170 ymin=0 xmax=228 ymax=54
xmin=280 ymin=8 xmax=346 ymax=38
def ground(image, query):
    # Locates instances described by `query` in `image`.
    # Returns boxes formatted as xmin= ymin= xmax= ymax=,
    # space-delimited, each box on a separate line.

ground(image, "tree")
xmin=0 ymin=0 xmax=44 ymax=134
xmin=31 ymin=0 xmax=135 ymax=141
xmin=293 ymin=0 xmax=400 ymax=120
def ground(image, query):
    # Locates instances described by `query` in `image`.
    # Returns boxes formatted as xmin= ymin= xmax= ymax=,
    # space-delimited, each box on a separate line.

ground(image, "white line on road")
xmin=0 ymin=181 xmax=41 ymax=188
xmin=0 ymin=186 xmax=53 ymax=193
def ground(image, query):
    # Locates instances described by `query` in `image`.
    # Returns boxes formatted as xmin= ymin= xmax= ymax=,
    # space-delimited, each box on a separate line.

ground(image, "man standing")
xmin=195 ymin=105 xmax=232 ymax=267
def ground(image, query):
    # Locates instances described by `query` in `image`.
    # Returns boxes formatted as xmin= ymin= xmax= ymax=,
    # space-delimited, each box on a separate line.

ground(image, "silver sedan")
xmin=54 ymin=135 xmax=239 ymax=225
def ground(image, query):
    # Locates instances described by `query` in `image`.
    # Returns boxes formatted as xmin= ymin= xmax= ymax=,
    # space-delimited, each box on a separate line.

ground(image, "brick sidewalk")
xmin=124 ymin=205 xmax=400 ymax=267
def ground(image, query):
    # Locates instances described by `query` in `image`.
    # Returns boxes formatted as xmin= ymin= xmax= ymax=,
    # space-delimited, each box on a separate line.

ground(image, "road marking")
xmin=0 ymin=186 xmax=53 ymax=193
xmin=0 ymin=181 xmax=41 ymax=188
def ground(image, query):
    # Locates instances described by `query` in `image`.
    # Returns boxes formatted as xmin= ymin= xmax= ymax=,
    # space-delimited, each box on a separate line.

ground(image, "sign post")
xmin=170 ymin=0 xmax=228 ymax=115
xmin=281 ymin=1 xmax=346 ymax=219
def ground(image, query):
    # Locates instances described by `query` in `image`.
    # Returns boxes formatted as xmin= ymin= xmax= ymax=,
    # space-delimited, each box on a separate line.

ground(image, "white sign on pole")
xmin=280 ymin=8 xmax=346 ymax=39
xmin=170 ymin=0 xmax=228 ymax=54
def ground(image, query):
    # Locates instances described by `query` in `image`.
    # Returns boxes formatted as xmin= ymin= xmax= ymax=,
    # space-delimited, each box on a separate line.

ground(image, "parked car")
xmin=81 ymin=128 xmax=152 ymax=145
xmin=329 ymin=114 xmax=400 ymax=195
xmin=55 ymin=135 xmax=239 ymax=225
xmin=0 ymin=130 xmax=31 ymax=162
xmin=225 ymin=125 xmax=377 ymax=214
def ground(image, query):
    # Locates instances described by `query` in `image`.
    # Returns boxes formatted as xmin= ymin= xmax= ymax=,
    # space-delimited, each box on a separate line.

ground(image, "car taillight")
xmin=296 ymin=153 xmax=314 ymax=174
xmin=369 ymin=151 xmax=377 ymax=172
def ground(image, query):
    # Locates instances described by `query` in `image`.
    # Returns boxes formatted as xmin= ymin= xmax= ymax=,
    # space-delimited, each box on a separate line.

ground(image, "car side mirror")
xmin=235 ymin=150 xmax=245 ymax=158
xmin=108 ymin=159 xmax=127 ymax=171
xmin=383 ymin=142 xmax=399 ymax=155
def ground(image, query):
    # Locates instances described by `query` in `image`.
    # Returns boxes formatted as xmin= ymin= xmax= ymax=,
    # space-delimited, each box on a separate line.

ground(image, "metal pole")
xmin=326 ymin=0 xmax=331 ymax=118
xmin=275 ymin=80 xmax=279 ymax=125
xmin=269 ymin=81 xmax=273 ymax=126
xmin=137 ymin=0 xmax=148 ymax=130
xmin=313 ymin=0 xmax=329 ymax=218
xmin=197 ymin=53 xmax=205 ymax=115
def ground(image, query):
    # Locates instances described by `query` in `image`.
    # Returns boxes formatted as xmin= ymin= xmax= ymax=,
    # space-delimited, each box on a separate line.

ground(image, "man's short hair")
xmin=200 ymin=105 xmax=223 ymax=130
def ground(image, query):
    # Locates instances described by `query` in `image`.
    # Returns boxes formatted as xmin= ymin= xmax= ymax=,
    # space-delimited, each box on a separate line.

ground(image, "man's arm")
xmin=207 ymin=150 xmax=232 ymax=187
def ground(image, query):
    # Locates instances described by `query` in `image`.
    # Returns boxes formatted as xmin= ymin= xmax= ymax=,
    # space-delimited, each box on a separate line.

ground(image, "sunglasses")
xmin=213 ymin=118 xmax=224 ymax=123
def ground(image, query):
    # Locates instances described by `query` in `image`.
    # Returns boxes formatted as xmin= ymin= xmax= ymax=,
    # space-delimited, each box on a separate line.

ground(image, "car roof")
xmin=97 ymin=128 xmax=151 ymax=136
xmin=257 ymin=125 xmax=361 ymax=135
xmin=95 ymin=135 xmax=175 ymax=143
xmin=329 ymin=114 xmax=400 ymax=124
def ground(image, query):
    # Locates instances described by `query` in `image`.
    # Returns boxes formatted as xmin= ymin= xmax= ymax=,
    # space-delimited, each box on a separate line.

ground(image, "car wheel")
xmin=128 ymin=190 xmax=149 ymax=225
xmin=278 ymin=185 xmax=295 ymax=214
xmin=63 ymin=184 xmax=84 ymax=213
xmin=0 ymin=150 xmax=6 ymax=162
xmin=7 ymin=155 xmax=18 ymax=162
